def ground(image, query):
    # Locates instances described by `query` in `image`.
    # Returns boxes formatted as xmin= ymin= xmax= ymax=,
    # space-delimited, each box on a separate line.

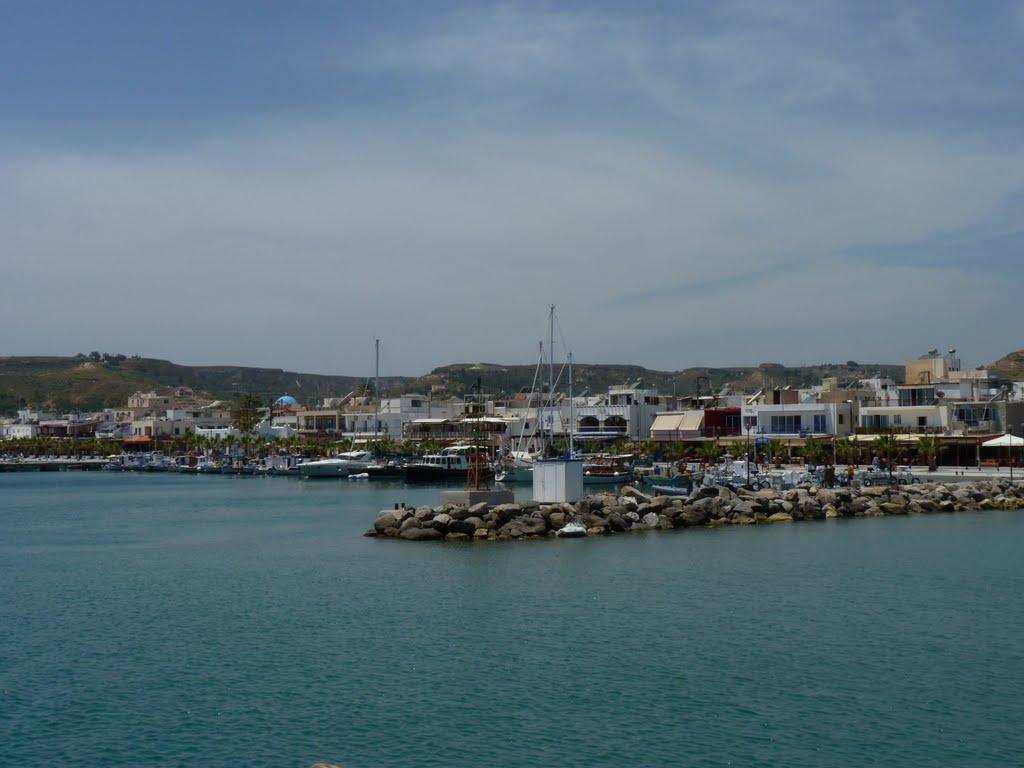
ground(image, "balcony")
xmin=949 ymin=420 xmax=997 ymax=434
xmin=855 ymin=426 xmax=940 ymax=435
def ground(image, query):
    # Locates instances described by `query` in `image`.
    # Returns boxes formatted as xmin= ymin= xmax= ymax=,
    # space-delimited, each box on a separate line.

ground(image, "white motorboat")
xmin=298 ymin=450 xmax=375 ymax=478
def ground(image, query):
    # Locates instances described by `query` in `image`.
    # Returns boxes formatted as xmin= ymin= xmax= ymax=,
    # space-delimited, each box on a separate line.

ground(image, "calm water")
xmin=2 ymin=472 xmax=1023 ymax=767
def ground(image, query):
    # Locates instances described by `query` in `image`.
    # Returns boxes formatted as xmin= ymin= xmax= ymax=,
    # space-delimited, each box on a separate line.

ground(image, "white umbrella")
xmin=981 ymin=434 xmax=1024 ymax=447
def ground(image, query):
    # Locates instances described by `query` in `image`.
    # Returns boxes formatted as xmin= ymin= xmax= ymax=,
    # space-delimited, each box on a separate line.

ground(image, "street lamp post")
xmin=745 ymin=416 xmax=751 ymax=486
xmin=1011 ymin=426 xmax=1015 ymax=484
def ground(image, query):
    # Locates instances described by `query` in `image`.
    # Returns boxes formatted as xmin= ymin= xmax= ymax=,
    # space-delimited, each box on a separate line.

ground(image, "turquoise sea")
xmin=2 ymin=472 xmax=1023 ymax=767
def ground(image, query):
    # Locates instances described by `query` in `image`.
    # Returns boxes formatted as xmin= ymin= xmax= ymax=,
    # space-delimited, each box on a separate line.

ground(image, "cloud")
xmin=1 ymin=2 xmax=1022 ymax=374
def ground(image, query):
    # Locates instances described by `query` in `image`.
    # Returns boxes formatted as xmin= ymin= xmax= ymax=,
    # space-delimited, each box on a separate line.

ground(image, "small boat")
xmin=582 ymin=454 xmax=634 ymax=485
xmin=643 ymin=468 xmax=700 ymax=496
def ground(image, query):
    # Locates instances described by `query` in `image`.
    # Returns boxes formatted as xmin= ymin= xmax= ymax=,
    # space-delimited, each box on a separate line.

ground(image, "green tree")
xmin=767 ymin=439 xmax=788 ymax=468
xmin=835 ymin=436 xmax=860 ymax=466
xmin=873 ymin=433 xmax=901 ymax=481
xmin=696 ymin=441 xmax=722 ymax=466
xmin=801 ymin=438 xmax=829 ymax=467
xmin=916 ymin=435 xmax=940 ymax=470
xmin=418 ymin=438 xmax=442 ymax=455
xmin=231 ymin=392 xmax=264 ymax=434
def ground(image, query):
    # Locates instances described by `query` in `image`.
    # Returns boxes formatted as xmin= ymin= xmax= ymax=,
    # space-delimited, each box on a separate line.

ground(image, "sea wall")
xmin=366 ymin=480 xmax=1024 ymax=541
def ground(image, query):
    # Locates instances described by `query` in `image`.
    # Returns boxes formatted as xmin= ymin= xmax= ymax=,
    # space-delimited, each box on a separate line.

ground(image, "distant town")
xmin=3 ymin=349 xmax=1023 ymax=469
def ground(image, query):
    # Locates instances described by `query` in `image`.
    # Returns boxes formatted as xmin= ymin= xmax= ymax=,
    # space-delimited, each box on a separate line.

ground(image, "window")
xmin=861 ymin=415 xmax=890 ymax=430
xmin=770 ymin=415 xmax=802 ymax=434
xmin=813 ymin=415 xmax=827 ymax=433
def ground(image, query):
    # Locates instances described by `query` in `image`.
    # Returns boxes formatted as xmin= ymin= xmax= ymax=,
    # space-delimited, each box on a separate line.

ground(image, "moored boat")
xmin=404 ymin=445 xmax=495 ymax=483
xmin=298 ymin=450 xmax=375 ymax=478
xmin=582 ymin=454 xmax=634 ymax=485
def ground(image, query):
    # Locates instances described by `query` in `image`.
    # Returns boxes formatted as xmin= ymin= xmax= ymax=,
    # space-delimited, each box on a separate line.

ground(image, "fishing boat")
xmin=403 ymin=445 xmax=495 ymax=483
xmin=581 ymin=454 xmax=634 ymax=485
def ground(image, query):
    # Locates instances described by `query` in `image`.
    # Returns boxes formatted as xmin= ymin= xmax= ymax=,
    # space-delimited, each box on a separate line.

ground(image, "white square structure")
xmin=532 ymin=459 xmax=584 ymax=503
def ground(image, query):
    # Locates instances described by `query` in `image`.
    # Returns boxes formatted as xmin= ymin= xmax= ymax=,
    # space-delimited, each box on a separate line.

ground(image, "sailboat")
xmin=495 ymin=306 xmax=560 ymax=483
xmin=365 ymin=338 xmax=404 ymax=478
xmin=555 ymin=350 xmax=588 ymax=538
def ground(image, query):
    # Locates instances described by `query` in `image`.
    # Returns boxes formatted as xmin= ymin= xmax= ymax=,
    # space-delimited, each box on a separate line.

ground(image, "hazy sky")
xmin=2 ymin=1 xmax=1022 ymax=376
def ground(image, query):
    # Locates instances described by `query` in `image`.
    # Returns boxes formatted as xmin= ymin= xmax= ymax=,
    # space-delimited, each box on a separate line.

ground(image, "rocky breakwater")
xmin=366 ymin=480 xmax=1024 ymax=542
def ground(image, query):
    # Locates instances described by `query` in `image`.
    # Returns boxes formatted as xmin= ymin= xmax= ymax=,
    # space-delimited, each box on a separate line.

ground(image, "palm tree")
xmin=661 ymin=441 xmax=686 ymax=462
xmin=801 ymin=438 xmax=829 ymax=467
xmin=696 ymin=441 xmax=722 ymax=466
xmin=418 ymin=438 xmax=441 ymax=455
xmin=374 ymin=434 xmax=397 ymax=457
xmin=767 ymin=438 xmax=787 ymax=468
xmin=835 ymin=436 xmax=860 ymax=467
xmin=917 ymin=434 xmax=940 ymax=470
xmin=873 ymin=432 xmax=901 ymax=481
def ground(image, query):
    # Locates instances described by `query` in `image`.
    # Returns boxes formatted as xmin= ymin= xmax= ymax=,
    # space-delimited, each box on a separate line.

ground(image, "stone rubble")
xmin=366 ymin=480 xmax=1024 ymax=542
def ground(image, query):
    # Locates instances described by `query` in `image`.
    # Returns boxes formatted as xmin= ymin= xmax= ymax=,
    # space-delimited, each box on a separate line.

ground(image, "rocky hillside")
xmin=424 ymin=360 xmax=905 ymax=400
xmin=990 ymin=350 xmax=1024 ymax=380
xmin=0 ymin=355 xmax=906 ymax=416
xmin=0 ymin=356 xmax=412 ymax=415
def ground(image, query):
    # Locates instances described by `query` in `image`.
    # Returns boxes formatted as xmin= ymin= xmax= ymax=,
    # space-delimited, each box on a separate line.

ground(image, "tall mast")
xmin=548 ymin=304 xmax=555 ymax=453
xmin=568 ymin=351 xmax=574 ymax=456
xmin=537 ymin=340 xmax=544 ymax=453
xmin=374 ymin=338 xmax=380 ymax=452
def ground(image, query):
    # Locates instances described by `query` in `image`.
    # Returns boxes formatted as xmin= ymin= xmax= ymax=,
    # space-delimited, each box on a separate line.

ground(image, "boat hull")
xmin=404 ymin=466 xmax=495 ymax=483
xmin=298 ymin=463 xmax=351 ymax=478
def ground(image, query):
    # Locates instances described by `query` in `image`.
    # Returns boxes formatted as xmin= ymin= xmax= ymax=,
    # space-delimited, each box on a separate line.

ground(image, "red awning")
xmin=123 ymin=435 xmax=153 ymax=444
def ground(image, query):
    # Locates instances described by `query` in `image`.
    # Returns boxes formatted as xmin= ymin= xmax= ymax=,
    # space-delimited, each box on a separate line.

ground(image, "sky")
xmin=2 ymin=0 xmax=1023 ymax=377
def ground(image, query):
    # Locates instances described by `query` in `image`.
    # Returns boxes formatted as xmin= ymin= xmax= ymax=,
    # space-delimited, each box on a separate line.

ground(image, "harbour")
xmin=3 ymin=471 xmax=1023 ymax=767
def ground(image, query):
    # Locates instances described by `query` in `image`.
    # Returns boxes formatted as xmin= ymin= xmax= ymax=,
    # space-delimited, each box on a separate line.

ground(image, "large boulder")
xmin=399 ymin=526 xmax=443 ymax=541
xmin=374 ymin=511 xmax=404 ymax=533
xmin=492 ymin=504 xmax=524 ymax=523
xmin=607 ymin=513 xmax=630 ymax=532
xmin=621 ymin=486 xmax=651 ymax=504
xmin=431 ymin=513 xmax=453 ymax=532
xmin=447 ymin=518 xmax=478 ymax=536
xmin=399 ymin=517 xmax=422 ymax=533
xmin=731 ymin=499 xmax=759 ymax=518
xmin=503 ymin=516 xmax=548 ymax=537
xmin=815 ymin=489 xmax=837 ymax=507
xmin=679 ymin=507 xmax=710 ymax=527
